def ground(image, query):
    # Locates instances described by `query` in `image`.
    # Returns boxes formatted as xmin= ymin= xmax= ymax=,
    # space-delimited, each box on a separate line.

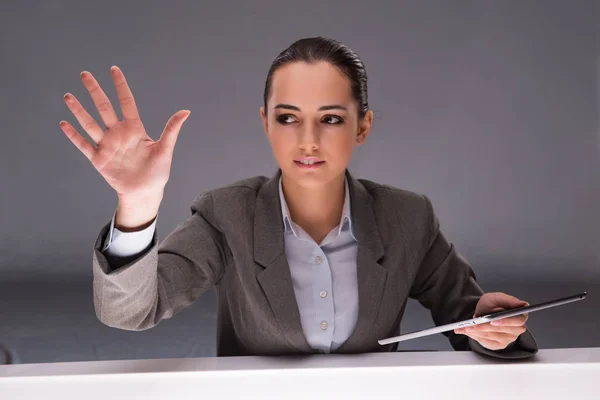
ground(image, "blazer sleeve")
xmin=91 ymin=191 xmax=227 ymax=331
xmin=408 ymin=195 xmax=538 ymax=359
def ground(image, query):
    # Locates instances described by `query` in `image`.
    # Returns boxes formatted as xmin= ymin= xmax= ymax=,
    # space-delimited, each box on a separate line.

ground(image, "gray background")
xmin=0 ymin=0 xmax=598 ymax=364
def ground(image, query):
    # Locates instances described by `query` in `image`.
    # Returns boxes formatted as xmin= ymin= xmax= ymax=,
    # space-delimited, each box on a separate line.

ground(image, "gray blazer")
xmin=92 ymin=168 xmax=538 ymax=359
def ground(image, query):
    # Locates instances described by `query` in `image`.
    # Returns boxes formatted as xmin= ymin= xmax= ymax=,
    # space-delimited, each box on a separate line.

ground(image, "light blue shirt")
xmin=278 ymin=176 xmax=359 ymax=353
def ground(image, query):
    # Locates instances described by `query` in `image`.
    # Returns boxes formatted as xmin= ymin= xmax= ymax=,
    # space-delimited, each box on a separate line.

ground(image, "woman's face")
xmin=260 ymin=61 xmax=373 ymax=187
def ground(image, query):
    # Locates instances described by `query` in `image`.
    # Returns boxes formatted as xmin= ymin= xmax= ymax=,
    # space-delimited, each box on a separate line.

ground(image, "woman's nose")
xmin=298 ymin=125 xmax=320 ymax=149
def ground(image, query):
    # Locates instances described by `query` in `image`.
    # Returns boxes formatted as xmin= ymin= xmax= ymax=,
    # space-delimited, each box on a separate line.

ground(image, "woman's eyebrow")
xmin=273 ymin=104 xmax=348 ymax=112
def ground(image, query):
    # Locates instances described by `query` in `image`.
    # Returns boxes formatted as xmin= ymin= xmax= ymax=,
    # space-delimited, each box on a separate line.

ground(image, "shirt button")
xmin=320 ymin=321 xmax=328 ymax=330
xmin=319 ymin=291 xmax=328 ymax=298
xmin=315 ymin=256 xmax=323 ymax=264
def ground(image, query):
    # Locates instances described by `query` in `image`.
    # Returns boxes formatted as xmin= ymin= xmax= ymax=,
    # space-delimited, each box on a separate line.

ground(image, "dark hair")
xmin=263 ymin=36 xmax=370 ymax=120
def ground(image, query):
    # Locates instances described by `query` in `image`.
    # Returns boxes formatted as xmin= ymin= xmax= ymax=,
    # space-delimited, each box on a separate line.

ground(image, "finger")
xmin=110 ymin=65 xmax=140 ymax=121
xmin=80 ymin=71 xmax=120 ymax=129
xmin=63 ymin=93 xmax=105 ymax=144
xmin=463 ymin=324 xmax=527 ymax=336
xmin=491 ymin=313 xmax=528 ymax=326
xmin=158 ymin=110 xmax=191 ymax=153
xmin=467 ymin=330 xmax=517 ymax=343
xmin=60 ymin=120 xmax=96 ymax=161
xmin=466 ymin=334 xmax=506 ymax=351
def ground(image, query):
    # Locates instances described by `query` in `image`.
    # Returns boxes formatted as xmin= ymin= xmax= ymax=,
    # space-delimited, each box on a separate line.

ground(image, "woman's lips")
xmin=294 ymin=160 xmax=325 ymax=169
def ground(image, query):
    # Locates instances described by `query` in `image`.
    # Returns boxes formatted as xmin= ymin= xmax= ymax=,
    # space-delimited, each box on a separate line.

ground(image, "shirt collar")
xmin=278 ymin=175 xmax=355 ymax=240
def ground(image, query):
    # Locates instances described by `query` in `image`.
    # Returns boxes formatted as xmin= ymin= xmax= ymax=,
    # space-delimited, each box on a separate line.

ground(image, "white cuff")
xmin=103 ymin=208 xmax=157 ymax=257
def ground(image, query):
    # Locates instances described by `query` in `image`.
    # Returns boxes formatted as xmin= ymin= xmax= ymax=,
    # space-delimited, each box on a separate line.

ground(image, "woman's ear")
xmin=259 ymin=106 xmax=269 ymax=138
xmin=356 ymin=110 xmax=374 ymax=144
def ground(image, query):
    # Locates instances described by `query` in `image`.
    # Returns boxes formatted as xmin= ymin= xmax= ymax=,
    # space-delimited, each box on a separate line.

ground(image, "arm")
xmin=408 ymin=195 xmax=538 ymax=359
xmin=92 ymin=192 xmax=226 ymax=331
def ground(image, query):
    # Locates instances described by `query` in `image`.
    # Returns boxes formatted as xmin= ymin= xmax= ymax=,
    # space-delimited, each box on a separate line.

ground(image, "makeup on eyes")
xmin=276 ymin=114 xmax=344 ymax=124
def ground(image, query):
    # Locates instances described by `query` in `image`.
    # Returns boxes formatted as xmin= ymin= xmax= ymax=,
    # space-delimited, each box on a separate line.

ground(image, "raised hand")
xmin=60 ymin=66 xmax=190 ymax=201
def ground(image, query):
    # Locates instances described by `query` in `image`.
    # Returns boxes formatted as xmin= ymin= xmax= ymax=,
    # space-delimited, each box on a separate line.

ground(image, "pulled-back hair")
xmin=263 ymin=36 xmax=370 ymax=120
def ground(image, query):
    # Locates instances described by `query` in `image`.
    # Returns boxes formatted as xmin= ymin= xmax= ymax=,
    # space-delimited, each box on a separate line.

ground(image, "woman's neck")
xmin=281 ymin=171 xmax=346 ymax=234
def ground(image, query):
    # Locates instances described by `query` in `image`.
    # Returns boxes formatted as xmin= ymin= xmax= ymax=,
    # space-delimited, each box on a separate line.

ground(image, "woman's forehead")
xmin=270 ymin=62 xmax=353 ymax=110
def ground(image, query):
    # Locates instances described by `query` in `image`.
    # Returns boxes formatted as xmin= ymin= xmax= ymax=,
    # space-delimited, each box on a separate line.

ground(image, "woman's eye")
xmin=323 ymin=115 xmax=343 ymax=124
xmin=276 ymin=115 xmax=295 ymax=124
xmin=276 ymin=114 xmax=344 ymax=125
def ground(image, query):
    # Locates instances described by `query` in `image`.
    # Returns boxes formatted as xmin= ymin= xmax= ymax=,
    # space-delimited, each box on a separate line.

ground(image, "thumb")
xmin=474 ymin=307 xmax=504 ymax=318
xmin=487 ymin=292 xmax=529 ymax=309
xmin=159 ymin=110 xmax=191 ymax=153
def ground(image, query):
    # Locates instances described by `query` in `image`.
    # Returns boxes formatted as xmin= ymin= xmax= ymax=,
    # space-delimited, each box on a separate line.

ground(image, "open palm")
xmin=60 ymin=66 xmax=190 ymax=199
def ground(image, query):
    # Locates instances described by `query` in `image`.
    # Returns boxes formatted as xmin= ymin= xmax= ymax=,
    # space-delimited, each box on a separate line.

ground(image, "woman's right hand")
xmin=60 ymin=66 xmax=190 ymax=201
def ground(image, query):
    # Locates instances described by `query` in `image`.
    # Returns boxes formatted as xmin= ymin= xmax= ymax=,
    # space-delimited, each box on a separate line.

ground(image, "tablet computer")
xmin=378 ymin=292 xmax=587 ymax=346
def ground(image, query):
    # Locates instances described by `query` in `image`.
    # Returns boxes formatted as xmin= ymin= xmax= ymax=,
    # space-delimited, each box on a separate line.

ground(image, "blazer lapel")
xmin=254 ymin=168 xmax=387 ymax=354
xmin=254 ymin=168 xmax=313 ymax=353
xmin=335 ymin=169 xmax=387 ymax=353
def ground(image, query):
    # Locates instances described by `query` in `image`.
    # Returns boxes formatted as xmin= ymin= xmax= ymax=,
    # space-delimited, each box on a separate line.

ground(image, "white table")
xmin=1 ymin=347 xmax=599 ymax=399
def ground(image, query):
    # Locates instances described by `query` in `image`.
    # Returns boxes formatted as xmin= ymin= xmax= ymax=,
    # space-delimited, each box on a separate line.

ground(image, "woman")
xmin=61 ymin=37 xmax=537 ymax=358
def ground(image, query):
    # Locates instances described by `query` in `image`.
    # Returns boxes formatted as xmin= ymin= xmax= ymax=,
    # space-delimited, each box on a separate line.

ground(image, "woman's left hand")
xmin=454 ymin=292 xmax=529 ymax=351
